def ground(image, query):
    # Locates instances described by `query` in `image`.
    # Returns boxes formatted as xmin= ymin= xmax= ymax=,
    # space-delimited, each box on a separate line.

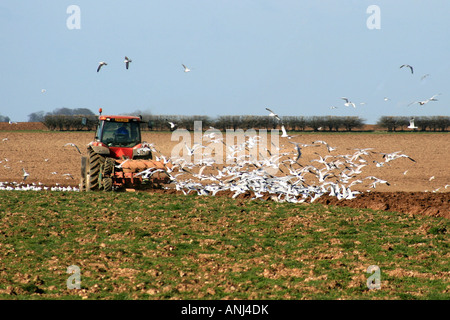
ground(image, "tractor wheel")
xmin=101 ymin=158 xmax=115 ymax=191
xmin=86 ymin=147 xmax=105 ymax=191
xmin=103 ymin=157 xmax=115 ymax=176
xmin=103 ymin=177 xmax=113 ymax=191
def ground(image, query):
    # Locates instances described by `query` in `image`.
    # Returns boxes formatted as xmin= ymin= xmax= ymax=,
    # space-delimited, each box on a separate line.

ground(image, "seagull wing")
xmin=97 ymin=64 xmax=102 ymax=72
xmin=296 ymin=147 xmax=302 ymax=161
xmin=65 ymin=143 xmax=81 ymax=154
xmin=429 ymin=93 xmax=441 ymax=101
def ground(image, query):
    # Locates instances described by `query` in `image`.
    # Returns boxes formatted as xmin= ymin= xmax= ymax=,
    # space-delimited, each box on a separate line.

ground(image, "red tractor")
xmin=80 ymin=109 xmax=172 ymax=191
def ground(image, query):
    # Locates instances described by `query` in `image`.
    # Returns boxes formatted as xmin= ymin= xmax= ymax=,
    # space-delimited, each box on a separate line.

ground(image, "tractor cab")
xmin=96 ymin=116 xmax=142 ymax=148
xmin=88 ymin=111 xmax=153 ymax=160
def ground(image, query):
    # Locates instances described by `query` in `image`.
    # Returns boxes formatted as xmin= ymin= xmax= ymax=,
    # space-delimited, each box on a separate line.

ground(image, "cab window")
xmin=100 ymin=121 xmax=141 ymax=147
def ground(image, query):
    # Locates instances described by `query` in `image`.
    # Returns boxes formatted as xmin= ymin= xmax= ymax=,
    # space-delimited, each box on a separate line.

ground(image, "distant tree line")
xmin=143 ymin=115 xmax=366 ymax=132
xmin=21 ymin=108 xmax=450 ymax=132
xmin=28 ymin=108 xmax=97 ymax=131
xmin=37 ymin=112 xmax=367 ymax=132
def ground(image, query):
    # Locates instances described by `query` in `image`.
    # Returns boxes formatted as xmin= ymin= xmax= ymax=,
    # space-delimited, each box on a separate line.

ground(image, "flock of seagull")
xmin=0 ymin=181 xmax=77 ymax=192
xmin=330 ymin=64 xmax=441 ymax=111
xmin=132 ymin=106 xmax=445 ymax=203
xmin=136 ymin=130 xmax=421 ymax=203
xmin=95 ymin=56 xmax=191 ymax=74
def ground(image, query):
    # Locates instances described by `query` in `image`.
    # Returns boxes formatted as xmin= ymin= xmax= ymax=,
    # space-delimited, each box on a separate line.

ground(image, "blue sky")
xmin=1 ymin=1 xmax=449 ymax=124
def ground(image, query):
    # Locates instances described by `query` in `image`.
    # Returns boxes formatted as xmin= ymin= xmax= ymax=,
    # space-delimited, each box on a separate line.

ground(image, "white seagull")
xmin=166 ymin=120 xmax=177 ymax=131
xmin=427 ymin=93 xmax=441 ymax=101
xmin=22 ymin=168 xmax=30 ymax=181
xmin=265 ymin=108 xmax=281 ymax=121
xmin=341 ymin=97 xmax=356 ymax=108
xmin=364 ymin=176 xmax=390 ymax=188
xmin=124 ymin=56 xmax=132 ymax=69
xmin=407 ymin=118 xmax=418 ymax=129
xmin=182 ymin=64 xmax=191 ymax=73
xmin=64 ymin=143 xmax=81 ymax=154
xmin=97 ymin=61 xmax=107 ymax=72
xmin=408 ymin=93 xmax=441 ymax=106
xmin=288 ymin=141 xmax=302 ymax=161
xmin=280 ymin=125 xmax=292 ymax=139
xmin=400 ymin=64 xmax=413 ymax=74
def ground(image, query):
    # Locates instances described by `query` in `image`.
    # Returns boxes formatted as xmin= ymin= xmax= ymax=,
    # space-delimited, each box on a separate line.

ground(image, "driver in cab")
xmin=114 ymin=124 xmax=130 ymax=144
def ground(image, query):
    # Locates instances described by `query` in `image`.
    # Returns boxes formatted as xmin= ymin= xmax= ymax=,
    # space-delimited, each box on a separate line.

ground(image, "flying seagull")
xmin=166 ymin=120 xmax=177 ymax=131
xmin=124 ymin=56 xmax=132 ymax=69
xmin=364 ymin=176 xmax=390 ymax=188
xmin=182 ymin=64 xmax=191 ymax=73
xmin=407 ymin=118 xmax=418 ymax=129
xmin=64 ymin=143 xmax=81 ymax=154
xmin=280 ymin=125 xmax=292 ymax=139
xmin=62 ymin=173 xmax=74 ymax=179
xmin=341 ymin=97 xmax=356 ymax=108
xmin=421 ymin=74 xmax=430 ymax=81
xmin=408 ymin=93 xmax=441 ymax=106
xmin=288 ymin=141 xmax=302 ymax=161
xmin=408 ymin=100 xmax=429 ymax=106
xmin=265 ymin=108 xmax=281 ymax=121
xmin=400 ymin=64 xmax=413 ymax=74
xmin=427 ymin=93 xmax=441 ymax=101
xmin=22 ymin=168 xmax=29 ymax=181
xmin=97 ymin=61 xmax=107 ymax=72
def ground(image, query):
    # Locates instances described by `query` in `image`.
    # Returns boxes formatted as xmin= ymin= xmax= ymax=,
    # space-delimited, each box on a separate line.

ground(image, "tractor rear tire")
xmin=86 ymin=147 xmax=105 ymax=191
xmin=103 ymin=177 xmax=113 ymax=191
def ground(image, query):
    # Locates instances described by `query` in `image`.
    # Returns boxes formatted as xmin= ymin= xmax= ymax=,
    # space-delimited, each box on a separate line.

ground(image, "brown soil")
xmin=0 ymin=124 xmax=449 ymax=218
xmin=0 ymin=122 xmax=47 ymax=131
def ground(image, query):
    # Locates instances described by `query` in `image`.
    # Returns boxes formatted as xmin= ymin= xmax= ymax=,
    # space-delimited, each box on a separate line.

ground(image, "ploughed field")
xmin=0 ymin=126 xmax=449 ymax=218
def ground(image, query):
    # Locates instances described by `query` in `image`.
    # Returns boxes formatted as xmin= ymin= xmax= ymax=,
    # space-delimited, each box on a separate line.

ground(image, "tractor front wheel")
xmin=102 ymin=157 xmax=115 ymax=191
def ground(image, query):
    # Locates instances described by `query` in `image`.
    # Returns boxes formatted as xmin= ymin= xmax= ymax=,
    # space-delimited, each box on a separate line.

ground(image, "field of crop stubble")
xmin=0 ymin=124 xmax=449 ymax=300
